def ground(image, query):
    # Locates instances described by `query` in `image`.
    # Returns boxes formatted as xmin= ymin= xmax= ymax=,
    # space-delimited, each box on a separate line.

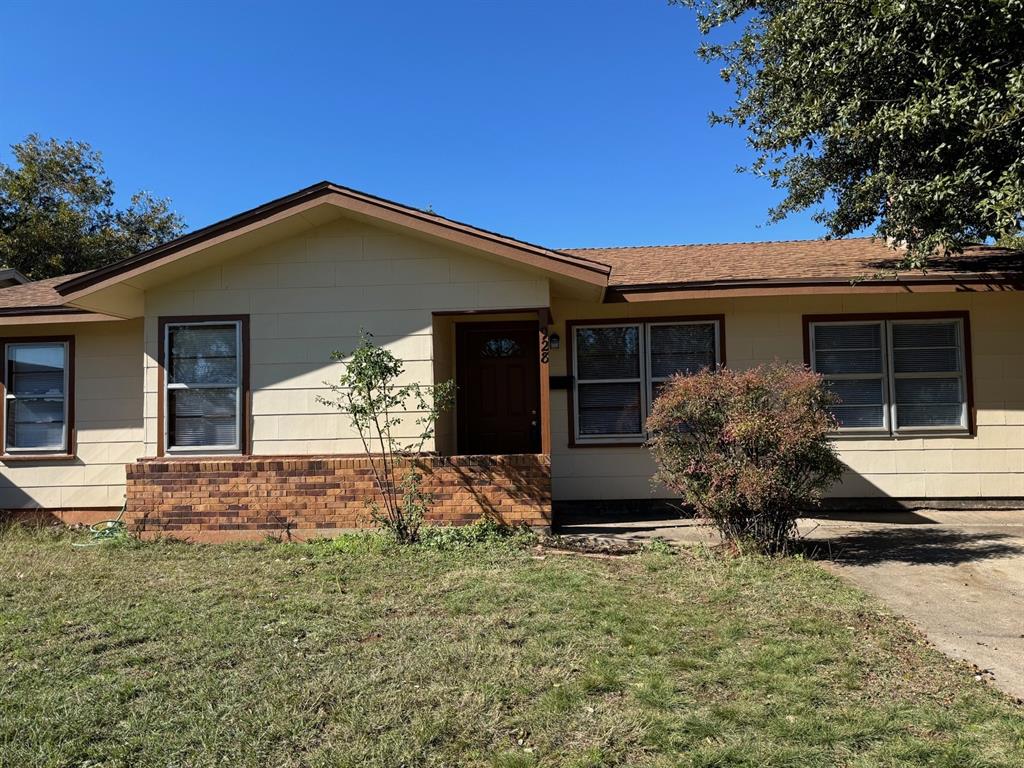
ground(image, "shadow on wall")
xmin=0 ymin=457 xmax=115 ymax=526
xmin=440 ymin=456 xmax=550 ymax=525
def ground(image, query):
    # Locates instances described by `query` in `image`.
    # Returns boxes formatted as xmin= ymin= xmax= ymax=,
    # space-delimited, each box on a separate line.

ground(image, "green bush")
xmin=646 ymin=362 xmax=844 ymax=554
xmin=318 ymin=331 xmax=455 ymax=544
xmin=418 ymin=518 xmax=537 ymax=551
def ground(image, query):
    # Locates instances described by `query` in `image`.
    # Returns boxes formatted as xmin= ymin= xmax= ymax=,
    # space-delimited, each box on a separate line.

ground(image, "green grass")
xmin=1 ymin=526 xmax=1021 ymax=767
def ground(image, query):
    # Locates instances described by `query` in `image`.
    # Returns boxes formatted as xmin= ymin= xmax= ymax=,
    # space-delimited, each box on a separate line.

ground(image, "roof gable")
xmin=2 ymin=182 xmax=1023 ymax=321
xmin=56 ymin=182 xmax=610 ymax=303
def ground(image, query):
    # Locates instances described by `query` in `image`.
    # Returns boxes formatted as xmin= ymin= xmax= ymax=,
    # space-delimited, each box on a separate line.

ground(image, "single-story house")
xmin=1 ymin=181 xmax=1022 ymax=538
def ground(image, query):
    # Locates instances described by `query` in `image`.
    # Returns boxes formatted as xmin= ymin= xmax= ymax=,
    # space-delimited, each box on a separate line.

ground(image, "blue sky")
xmin=1 ymin=1 xmax=826 ymax=249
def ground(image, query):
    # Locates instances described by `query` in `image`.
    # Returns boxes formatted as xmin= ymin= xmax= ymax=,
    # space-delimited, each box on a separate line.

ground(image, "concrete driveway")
xmin=556 ymin=509 xmax=1024 ymax=701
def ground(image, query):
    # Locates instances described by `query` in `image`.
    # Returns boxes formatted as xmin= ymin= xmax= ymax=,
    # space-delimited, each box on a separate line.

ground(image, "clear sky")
xmin=1 ymin=0 xmax=827 ymax=249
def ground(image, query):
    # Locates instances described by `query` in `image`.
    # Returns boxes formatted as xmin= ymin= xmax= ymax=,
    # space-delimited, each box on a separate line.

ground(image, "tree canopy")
xmin=676 ymin=0 xmax=1024 ymax=266
xmin=0 ymin=134 xmax=184 ymax=280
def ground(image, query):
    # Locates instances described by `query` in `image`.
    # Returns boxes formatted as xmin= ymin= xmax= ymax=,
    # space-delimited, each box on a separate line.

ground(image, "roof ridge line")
xmin=565 ymin=236 xmax=880 ymax=251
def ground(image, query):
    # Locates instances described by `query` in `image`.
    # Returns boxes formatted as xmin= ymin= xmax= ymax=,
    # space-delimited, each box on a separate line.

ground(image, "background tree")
xmin=0 ymin=134 xmax=184 ymax=280
xmin=676 ymin=0 xmax=1024 ymax=267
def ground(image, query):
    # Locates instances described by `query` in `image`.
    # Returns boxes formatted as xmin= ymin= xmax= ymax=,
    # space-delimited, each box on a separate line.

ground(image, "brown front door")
xmin=456 ymin=321 xmax=540 ymax=455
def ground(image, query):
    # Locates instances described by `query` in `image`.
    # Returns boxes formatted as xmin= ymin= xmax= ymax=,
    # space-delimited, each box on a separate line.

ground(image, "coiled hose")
xmin=71 ymin=498 xmax=127 ymax=547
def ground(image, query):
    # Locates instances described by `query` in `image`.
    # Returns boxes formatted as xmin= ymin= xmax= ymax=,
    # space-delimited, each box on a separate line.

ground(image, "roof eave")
xmin=606 ymin=274 xmax=1024 ymax=301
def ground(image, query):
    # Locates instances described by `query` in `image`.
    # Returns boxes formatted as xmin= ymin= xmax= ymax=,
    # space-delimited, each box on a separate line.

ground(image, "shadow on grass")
xmin=799 ymin=528 xmax=1024 ymax=566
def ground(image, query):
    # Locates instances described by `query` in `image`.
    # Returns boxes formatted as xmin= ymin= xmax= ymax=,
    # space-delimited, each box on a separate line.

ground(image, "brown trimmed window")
xmin=571 ymin=319 xmax=722 ymax=443
xmin=808 ymin=317 xmax=969 ymax=435
xmin=3 ymin=338 xmax=73 ymax=455
xmin=164 ymin=320 xmax=244 ymax=452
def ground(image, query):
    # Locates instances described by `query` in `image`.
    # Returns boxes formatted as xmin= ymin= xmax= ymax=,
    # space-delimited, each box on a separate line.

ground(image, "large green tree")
xmin=0 ymin=134 xmax=184 ymax=280
xmin=677 ymin=0 xmax=1024 ymax=266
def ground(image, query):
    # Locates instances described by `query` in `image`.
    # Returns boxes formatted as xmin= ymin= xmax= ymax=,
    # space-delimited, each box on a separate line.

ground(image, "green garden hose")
xmin=71 ymin=498 xmax=127 ymax=547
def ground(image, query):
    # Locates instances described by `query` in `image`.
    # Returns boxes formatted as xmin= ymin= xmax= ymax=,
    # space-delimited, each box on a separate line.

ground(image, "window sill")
xmin=1 ymin=453 xmax=76 ymax=463
xmin=569 ymin=439 xmax=646 ymax=448
xmin=162 ymin=450 xmax=245 ymax=458
xmin=829 ymin=430 xmax=972 ymax=440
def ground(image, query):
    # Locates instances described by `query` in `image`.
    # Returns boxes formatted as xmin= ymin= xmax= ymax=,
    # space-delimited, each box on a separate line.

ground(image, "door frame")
xmin=455 ymin=319 xmax=543 ymax=456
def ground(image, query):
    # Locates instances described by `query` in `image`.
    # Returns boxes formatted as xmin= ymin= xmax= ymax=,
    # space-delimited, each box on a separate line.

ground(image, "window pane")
xmin=168 ymin=325 xmax=238 ymax=385
xmin=575 ymin=326 xmax=640 ymax=380
xmin=170 ymin=357 xmax=238 ymax=385
xmin=813 ymin=323 xmax=882 ymax=350
xmin=813 ymin=323 xmax=883 ymax=374
xmin=649 ymin=323 xmax=717 ymax=378
xmin=892 ymin=322 xmax=958 ymax=348
xmin=829 ymin=405 xmax=886 ymax=429
xmin=169 ymin=389 xmax=238 ymax=447
xmin=826 ymin=378 xmax=885 ymax=406
xmin=894 ymin=378 xmax=963 ymax=428
xmin=8 ymin=344 xmax=65 ymax=396
xmin=480 ymin=337 xmax=523 ymax=358
xmin=5 ymin=343 xmax=67 ymax=451
xmin=896 ymin=404 xmax=963 ymax=427
xmin=6 ymin=399 xmax=64 ymax=449
xmin=815 ymin=349 xmax=884 ymax=375
xmin=892 ymin=322 xmax=961 ymax=373
xmin=577 ymin=382 xmax=642 ymax=436
xmin=825 ymin=374 xmax=886 ymax=428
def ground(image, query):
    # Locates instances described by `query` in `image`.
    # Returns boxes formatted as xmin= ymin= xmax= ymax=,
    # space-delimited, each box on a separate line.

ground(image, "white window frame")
xmin=887 ymin=318 xmax=968 ymax=434
xmin=3 ymin=340 xmax=70 ymax=455
xmin=163 ymin=320 xmax=243 ymax=454
xmin=808 ymin=320 xmax=891 ymax=435
xmin=809 ymin=317 xmax=968 ymax=437
xmin=645 ymin=320 xmax=722 ymax=414
xmin=572 ymin=322 xmax=646 ymax=444
xmin=572 ymin=319 xmax=722 ymax=444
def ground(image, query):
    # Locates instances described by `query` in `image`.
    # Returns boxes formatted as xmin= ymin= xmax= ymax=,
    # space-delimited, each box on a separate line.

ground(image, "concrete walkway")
xmin=556 ymin=510 xmax=1024 ymax=701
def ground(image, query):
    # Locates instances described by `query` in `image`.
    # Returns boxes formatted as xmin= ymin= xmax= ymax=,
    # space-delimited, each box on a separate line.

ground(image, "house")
xmin=1 ymin=181 xmax=1022 ymax=539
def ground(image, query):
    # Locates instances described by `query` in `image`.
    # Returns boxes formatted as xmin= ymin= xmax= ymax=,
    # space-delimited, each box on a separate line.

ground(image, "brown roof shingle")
xmin=563 ymin=237 xmax=1024 ymax=288
xmin=1 ymin=237 xmax=1022 ymax=317
xmin=0 ymin=272 xmax=89 ymax=314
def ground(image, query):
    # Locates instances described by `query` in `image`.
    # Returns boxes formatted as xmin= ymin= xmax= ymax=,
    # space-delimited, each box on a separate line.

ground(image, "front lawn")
xmin=1 ymin=528 xmax=1021 ymax=767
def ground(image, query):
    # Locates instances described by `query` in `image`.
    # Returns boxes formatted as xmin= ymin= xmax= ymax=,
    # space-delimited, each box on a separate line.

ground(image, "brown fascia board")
xmin=56 ymin=181 xmax=612 ymax=298
xmin=0 ymin=308 xmax=124 ymax=324
xmin=608 ymin=273 xmax=1024 ymax=296
xmin=0 ymin=307 xmax=95 ymax=317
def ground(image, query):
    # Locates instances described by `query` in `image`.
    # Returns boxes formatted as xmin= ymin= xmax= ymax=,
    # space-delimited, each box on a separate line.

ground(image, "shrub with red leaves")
xmin=646 ymin=362 xmax=844 ymax=554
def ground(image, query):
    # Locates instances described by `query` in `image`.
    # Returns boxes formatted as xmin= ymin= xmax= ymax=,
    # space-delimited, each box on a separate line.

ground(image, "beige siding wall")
xmin=550 ymin=291 xmax=1024 ymax=501
xmin=143 ymin=218 xmax=549 ymax=455
xmin=0 ymin=319 xmax=144 ymax=509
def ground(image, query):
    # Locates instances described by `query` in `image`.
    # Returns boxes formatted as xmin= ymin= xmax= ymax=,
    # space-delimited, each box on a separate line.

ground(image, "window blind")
xmin=574 ymin=325 xmax=643 ymax=437
xmin=166 ymin=323 xmax=240 ymax=449
xmin=890 ymin=321 xmax=964 ymax=429
xmin=809 ymin=317 xmax=967 ymax=434
xmin=812 ymin=322 xmax=887 ymax=430
xmin=572 ymin=319 xmax=721 ymax=441
xmin=648 ymin=322 xmax=718 ymax=406
xmin=5 ymin=342 xmax=67 ymax=451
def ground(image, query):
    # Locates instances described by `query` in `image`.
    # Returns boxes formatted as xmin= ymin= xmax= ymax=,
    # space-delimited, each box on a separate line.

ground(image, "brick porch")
xmin=125 ymin=454 xmax=551 ymax=540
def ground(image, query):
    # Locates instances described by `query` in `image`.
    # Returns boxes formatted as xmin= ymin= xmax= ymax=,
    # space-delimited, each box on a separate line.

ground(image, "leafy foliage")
xmin=0 ymin=134 xmax=184 ymax=279
xmin=647 ymin=363 xmax=844 ymax=554
xmin=418 ymin=518 xmax=537 ymax=551
xmin=317 ymin=331 xmax=455 ymax=543
xmin=675 ymin=0 xmax=1024 ymax=266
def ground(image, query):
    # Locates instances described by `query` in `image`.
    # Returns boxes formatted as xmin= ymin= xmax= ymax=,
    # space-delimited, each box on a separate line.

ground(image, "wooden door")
xmin=456 ymin=321 xmax=540 ymax=455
